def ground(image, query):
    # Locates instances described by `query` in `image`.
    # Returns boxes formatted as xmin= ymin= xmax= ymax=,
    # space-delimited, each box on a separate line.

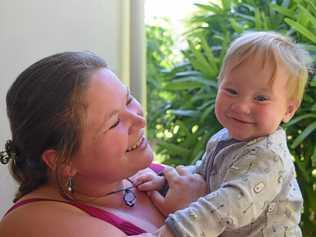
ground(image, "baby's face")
xmin=214 ymin=57 xmax=297 ymax=141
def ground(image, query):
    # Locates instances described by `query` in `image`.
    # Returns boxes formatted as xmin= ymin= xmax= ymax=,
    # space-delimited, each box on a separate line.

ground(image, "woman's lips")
xmin=126 ymin=136 xmax=145 ymax=152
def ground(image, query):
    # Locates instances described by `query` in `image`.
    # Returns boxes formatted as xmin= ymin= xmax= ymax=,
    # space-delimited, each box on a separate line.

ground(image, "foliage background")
xmin=146 ymin=0 xmax=316 ymax=236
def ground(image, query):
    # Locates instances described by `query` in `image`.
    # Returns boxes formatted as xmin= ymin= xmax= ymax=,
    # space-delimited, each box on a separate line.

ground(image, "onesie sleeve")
xmin=165 ymin=147 xmax=285 ymax=237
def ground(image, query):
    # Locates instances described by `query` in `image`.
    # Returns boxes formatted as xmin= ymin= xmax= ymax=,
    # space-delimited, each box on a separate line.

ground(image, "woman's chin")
xmin=139 ymin=138 xmax=154 ymax=164
xmin=128 ymin=146 xmax=154 ymax=172
xmin=143 ymin=146 xmax=154 ymax=166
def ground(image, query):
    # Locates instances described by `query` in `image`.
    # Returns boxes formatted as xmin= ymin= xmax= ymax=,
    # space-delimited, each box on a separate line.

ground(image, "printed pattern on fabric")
xmin=166 ymin=128 xmax=303 ymax=237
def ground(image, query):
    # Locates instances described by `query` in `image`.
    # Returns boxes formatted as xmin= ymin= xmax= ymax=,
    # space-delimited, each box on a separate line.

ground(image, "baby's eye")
xmin=255 ymin=95 xmax=269 ymax=102
xmin=109 ymin=119 xmax=120 ymax=129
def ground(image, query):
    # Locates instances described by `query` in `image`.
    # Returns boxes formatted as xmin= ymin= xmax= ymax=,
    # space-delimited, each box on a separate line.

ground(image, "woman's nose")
xmin=123 ymin=99 xmax=145 ymax=131
xmin=128 ymin=112 xmax=146 ymax=134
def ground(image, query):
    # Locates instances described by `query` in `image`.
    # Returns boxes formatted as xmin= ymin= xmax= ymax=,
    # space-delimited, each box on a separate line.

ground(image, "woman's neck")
xmin=74 ymin=179 xmax=125 ymax=198
xmin=29 ymin=177 xmax=131 ymax=208
xmin=72 ymin=179 xmax=135 ymax=207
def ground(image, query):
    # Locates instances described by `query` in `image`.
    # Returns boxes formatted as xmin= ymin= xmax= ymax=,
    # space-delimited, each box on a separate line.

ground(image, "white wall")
xmin=0 ymin=0 xmax=144 ymax=217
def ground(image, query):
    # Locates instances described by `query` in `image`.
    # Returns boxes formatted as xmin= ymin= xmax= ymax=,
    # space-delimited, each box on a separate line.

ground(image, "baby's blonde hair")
xmin=218 ymin=31 xmax=311 ymax=105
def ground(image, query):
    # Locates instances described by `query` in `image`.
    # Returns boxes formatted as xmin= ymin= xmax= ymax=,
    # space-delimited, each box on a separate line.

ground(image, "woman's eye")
xmin=255 ymin=95 xmax=269 ymax=102
xmin=127 ymin=96 xmax=133 ymax=105
xmin=109 ymin=119 xmax=120 ymax=129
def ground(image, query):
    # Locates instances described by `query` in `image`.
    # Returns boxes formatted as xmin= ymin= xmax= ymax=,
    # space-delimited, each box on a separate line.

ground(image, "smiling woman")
xmin=70 ymin=67 xmax=153 ymax=185
xmin=0 ymin=0 xmax=149 ymax=218
xmin=0 ymin=51 xmax=165 ymax=237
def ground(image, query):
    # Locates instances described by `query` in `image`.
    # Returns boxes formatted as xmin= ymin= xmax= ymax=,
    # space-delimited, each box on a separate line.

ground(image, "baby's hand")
xmin=149 ymin=166 xmax=207 ymax=216
xmin=134 ymin=169 xmax=165 ymax=192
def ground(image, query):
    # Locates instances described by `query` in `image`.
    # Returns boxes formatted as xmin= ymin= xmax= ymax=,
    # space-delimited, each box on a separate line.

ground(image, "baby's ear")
xmin=282 ymin=100 xmax=299 ymax=123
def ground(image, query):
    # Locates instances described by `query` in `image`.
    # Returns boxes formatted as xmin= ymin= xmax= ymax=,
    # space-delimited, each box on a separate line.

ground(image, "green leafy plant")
xmin=146 ymin=19 xmax=177 ymax=142
xmin=146 ymin=0 xmax=316 ymax=235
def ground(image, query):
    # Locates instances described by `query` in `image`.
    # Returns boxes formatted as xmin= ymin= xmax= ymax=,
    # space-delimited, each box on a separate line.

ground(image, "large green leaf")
xmin=194 ymin=3 xmax=222 ymax=14
xmin=285 ymin=18 xmax=316 ymax=44
xmin=188 ymin=41 xmax=218 ymax=78
xmin=200 ymin=104 xmax=215 ymax=122
xmin=270 ymin=3 xmax=295 ymax=17
xmin=164 ymin=77 xmax=217 ymax=90
xmin=298 ymin=4 xmax=316 ymax=27
xmin=229 ymin=18 xmax=244 ymax=33
xmin=309 ymin=1 xmax=316 ymax=15
xmin=221 ymin=0 xmax=232 ymax=11
xmin=201 ymin=37 xmax=219 ymax=70
xmin=285 ymin=113 xmax=316 ymax=127
xmin=295 ymin=157 xmax=311 ymax=182
xmin=291 ymin=121 xmax=316 ymax=148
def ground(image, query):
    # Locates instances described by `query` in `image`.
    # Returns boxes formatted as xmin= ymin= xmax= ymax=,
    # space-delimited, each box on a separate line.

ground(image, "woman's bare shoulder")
xmin=0 ymin=200 xmax=127 ymax=237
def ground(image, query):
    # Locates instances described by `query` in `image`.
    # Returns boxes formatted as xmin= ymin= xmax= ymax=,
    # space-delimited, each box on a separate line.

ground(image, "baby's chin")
xmin=230 ymin=131 xmax=266 ymax=142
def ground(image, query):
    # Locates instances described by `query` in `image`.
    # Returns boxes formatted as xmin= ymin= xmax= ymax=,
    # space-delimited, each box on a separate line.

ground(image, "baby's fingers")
xmin=137 ymin=180 xmax=158 ymax=191
xmin=134 ymin=173 xmax=153 ymax=186
xmin=136 ymin=174 xmax=164 ymax=191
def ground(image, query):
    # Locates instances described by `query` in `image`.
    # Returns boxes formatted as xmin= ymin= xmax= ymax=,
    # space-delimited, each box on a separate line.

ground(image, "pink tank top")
xmin=4 ymin=163 xmax=164 ymax=236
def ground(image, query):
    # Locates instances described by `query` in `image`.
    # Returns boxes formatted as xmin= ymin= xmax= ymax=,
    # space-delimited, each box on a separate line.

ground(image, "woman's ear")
xmin=41 ymin=149 xmax=77 ymax=177
xmin=42 ymin=149 xmax=58 ymax=171
xmin=282 ymin=100 xmax=299 ymax=123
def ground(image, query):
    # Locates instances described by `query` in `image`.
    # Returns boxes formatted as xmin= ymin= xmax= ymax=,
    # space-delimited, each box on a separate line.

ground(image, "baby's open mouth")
xmin=126 ymin=136 xmax=145 ymax=152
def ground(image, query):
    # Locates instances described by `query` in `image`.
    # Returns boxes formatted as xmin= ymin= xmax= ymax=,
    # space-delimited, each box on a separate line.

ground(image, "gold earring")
xmin=66 ymin=176 xmax=74 ymax=193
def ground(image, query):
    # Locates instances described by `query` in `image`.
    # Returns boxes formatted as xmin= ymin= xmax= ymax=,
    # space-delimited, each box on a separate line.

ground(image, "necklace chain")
xmin=102 ymin=178 xmax=137 ymax=207
xmin=103 ymin=178 xmax=135 ymax=196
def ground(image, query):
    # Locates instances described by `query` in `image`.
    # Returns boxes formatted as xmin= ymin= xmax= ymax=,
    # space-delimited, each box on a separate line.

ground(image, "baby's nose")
xmin=230 ymin=100 xmax=251 ymax=114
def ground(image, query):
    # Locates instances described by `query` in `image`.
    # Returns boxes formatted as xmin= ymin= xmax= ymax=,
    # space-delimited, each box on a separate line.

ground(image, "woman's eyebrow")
xmin=94 ymin=107 xmax=119 ymax=139
xmin=102 ymin=86 xmax=130 ymax=124
xmin=99 ymin=86 xmax=130 ymax=131
xmin=107 ymin=86 xmax=129 ymax=115
xmin=96 ymin=110 xmax=118 ymax=134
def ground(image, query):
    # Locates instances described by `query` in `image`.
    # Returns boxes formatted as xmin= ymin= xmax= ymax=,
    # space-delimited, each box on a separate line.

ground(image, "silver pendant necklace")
xmin=103 ymin=178 xmax=136 ymax=207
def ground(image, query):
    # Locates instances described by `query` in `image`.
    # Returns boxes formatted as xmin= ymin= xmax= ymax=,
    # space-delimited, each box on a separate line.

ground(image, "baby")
xmin=139 ymin=31 xmax=311 ymax=237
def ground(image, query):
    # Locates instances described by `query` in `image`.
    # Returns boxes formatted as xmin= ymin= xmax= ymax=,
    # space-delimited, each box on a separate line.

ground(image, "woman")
xmin=0 ymin=52 xmax=207 ymax=237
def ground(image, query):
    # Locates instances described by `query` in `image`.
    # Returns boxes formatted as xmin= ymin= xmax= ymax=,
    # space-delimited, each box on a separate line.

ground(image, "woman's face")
xmin=72 ymin=68 xmax=153 ymax=185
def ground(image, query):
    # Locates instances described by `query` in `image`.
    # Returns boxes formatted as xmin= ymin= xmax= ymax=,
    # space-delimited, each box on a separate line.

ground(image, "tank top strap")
xmin=4 ymin=198 xmax=146 ymax=235
xmin=3 ymin=163 xmax=164 ymax=235
xmin=149 ymin=163 xmax=165 ymax=174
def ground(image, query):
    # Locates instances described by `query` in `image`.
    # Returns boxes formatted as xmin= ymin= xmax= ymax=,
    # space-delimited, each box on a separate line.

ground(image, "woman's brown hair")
xmin=4 ymin=51 xmax=107 ymax=201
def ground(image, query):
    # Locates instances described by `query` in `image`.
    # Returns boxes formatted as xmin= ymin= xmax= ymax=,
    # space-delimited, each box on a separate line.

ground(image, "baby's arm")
xmin=164 ymin=147 xmax=286 ymax=237
xmin=147 ymin=166 xmax=207 ymax=216
xmin=135 ymin=164 xmax=198 ymax=193
xmin=135 ymin=164 xmax=207 ymax=217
